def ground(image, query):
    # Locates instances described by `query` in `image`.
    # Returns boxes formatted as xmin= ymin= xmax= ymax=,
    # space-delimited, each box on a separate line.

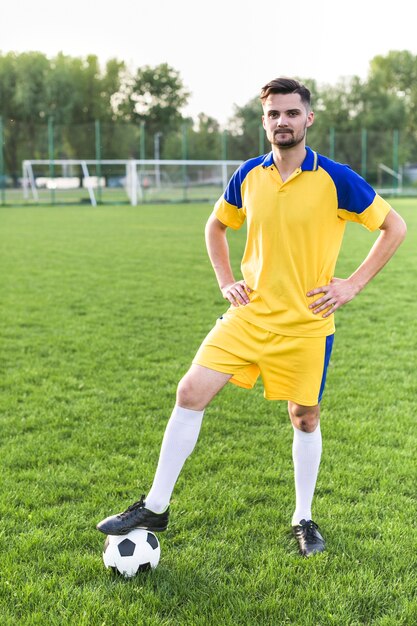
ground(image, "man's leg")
xmin=288 ymin=401 xmax=321 ymax=525
xmin=288 ymin=401 xmax=325 ymax=556
xmin=96 ymin=365 xmax=231 ymax=534
xmin=145 ymin=365 xmax=232 ymax=512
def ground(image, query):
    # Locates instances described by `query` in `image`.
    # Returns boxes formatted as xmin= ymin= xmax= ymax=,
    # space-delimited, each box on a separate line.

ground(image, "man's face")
xmin=262 ymin=92 xmax=314 ymax=149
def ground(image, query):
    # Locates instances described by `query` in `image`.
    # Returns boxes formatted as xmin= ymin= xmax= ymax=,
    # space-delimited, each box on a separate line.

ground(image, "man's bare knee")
xmin=176 ymin=375 xmax=202 ymax=409
xmin=288 ymin=401 xmax=320 ymax=432
xmin=176 ymin=365 xmax=231 ymax=411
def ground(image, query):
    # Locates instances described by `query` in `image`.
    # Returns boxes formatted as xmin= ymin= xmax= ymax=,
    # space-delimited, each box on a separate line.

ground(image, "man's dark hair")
xmin=260 ymin=77 xmax=311 ymax=109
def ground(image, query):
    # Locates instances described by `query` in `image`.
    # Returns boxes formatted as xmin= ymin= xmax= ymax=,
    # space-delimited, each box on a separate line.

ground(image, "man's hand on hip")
xmin=307 ymin=278 xmax=359 ymax=318
xmin=221 ymin=281 xmax=252 ymax=307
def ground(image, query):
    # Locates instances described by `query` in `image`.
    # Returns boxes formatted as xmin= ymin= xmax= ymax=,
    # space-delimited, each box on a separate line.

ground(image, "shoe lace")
xmin=303 ymin=520 xmax=319 ymax=541
xmin=118 ymin=494 xmax=146 ymax=518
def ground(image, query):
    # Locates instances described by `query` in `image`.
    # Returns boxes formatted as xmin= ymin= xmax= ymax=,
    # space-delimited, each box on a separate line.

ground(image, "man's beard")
xmin=272 ymin=127 xmax=306 ymax=149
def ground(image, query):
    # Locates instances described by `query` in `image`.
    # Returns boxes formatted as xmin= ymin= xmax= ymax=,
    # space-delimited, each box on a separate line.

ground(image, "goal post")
xmin=22 ymin=159 xmax=243 ymax=206
xmin=377 ymin=163 xmax=403 ymax=195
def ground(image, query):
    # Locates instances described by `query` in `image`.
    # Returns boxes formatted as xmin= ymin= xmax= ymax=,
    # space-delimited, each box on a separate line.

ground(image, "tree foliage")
xmin=2 ymin=50 xmax=417 ymax=180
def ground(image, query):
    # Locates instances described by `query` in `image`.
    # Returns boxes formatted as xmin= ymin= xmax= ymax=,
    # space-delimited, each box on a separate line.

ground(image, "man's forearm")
xmin=205 ymin=213 xmax=251 ymax=307
xmin=348 ymin=209 xmax=407 ymax=294
xmin=307 ymin=208 xmax=407 ymax=317
xmin=205 ymin=215 xmax=235 ymax=289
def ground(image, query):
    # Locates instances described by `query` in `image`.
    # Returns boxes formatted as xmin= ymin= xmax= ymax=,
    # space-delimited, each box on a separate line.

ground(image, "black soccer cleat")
xmin=96 ymin=494 xmax=170 ymax=536
xmin=292 ymin=519 xmax=325 ymax=557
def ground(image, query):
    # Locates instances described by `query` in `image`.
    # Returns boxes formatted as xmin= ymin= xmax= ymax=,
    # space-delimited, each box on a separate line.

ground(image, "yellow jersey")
xmin=214 ymin=147 xmax=391 ymax=337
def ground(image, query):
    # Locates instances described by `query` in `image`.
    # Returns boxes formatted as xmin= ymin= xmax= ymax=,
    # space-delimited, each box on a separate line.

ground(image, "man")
xmin=97 ymin=78 xmax=406 ymax=556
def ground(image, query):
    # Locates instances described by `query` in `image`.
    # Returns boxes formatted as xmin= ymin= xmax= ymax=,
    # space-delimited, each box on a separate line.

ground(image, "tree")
xmin=115 ymin=63 xmax=190 ymax=157
xmin=0 ymin=51 xmax=127 ymax=173
xmin=367 ymin=51 xmax=417 ymax=162
xmin=42 ymin=54 xmax=126 ymax=158
xmin=225 ymin=96 xmax=263 ymax=160
xmin=2 ymin=49 xmax=417 ymax=183
xmin=0 ymin=52 xmax=50 ymax=176
xmin=185 ymin=114 xmax=222 ymax=160
xmin=0 ymin=53 xmax=20 ymax=175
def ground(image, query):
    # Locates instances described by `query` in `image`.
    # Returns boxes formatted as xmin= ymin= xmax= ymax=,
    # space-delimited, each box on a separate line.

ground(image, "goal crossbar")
xmin=22 ymin=159 xmax=243 ymax=206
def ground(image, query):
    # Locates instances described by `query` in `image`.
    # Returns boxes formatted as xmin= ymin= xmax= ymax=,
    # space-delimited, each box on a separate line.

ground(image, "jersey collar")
xmin=301 ymin=146 xmax=318 ymax=171
xmin=261 ymin=146 xmax=318 ymax=171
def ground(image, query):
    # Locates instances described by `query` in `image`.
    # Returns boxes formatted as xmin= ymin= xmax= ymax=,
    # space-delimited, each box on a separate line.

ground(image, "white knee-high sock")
xmin=291 ymin=423 xmax=322 ymax=526
xmin=145 ymin=405 xmax=205 ymax=513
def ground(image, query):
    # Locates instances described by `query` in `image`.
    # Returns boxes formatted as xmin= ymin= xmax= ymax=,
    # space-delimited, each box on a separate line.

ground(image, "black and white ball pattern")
xmin=103 ymin=529 xmax=160 ymax=577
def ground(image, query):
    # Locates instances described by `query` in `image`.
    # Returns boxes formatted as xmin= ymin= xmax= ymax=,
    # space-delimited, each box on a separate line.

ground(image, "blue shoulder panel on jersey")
xmin=317 ymin=154 xmax=376 ymax=214
xmin=224 ymin=154 xmax=268 ymax=208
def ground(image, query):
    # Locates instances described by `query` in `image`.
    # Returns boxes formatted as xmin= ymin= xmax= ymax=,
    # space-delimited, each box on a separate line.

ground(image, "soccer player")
xmin=97 ymin=77 xmax=406 ymax=556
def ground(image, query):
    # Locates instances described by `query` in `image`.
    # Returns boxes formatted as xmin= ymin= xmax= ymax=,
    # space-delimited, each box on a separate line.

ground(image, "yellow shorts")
xmin=193 ymin=312 xmax=334 ymax=406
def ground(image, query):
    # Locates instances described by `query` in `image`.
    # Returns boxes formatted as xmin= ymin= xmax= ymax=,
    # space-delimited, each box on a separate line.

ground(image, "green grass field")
xmin=0 ymin=199 xmax=416 ymax=625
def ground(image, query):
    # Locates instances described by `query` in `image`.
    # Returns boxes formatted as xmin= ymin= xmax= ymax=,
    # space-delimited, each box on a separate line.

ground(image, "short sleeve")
xmin=214 ymin=195 xmax=246 ymax=230
xmin=337 ymin=193 xmax=392 ymax=231
xmin=317 ymin=157 xmax=392 ymax=232
xmin=213 ymin=165 xmax=246 ymax=230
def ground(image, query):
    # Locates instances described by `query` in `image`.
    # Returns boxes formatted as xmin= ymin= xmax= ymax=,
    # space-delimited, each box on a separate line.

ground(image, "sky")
xmin=2 ymin=0 xmax=417 ymax=126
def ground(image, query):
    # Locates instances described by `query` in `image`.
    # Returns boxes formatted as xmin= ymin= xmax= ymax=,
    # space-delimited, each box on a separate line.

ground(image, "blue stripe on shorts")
xmin=318 ymin=334 xmax=334 ymax=403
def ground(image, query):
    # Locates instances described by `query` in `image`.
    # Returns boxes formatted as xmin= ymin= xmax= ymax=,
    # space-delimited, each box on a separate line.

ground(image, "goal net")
xmin=22 ymin=159 xmax=243 ymax=206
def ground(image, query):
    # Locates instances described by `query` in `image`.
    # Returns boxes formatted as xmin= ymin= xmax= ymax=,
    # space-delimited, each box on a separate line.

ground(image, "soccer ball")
xmin=102 ymin=529 xmax=161 ymax=578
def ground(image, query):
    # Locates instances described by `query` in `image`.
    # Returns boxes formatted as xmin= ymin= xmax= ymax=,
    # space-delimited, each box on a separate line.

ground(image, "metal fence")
xmin=1 ymin=118 xmax=416 ymax=205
